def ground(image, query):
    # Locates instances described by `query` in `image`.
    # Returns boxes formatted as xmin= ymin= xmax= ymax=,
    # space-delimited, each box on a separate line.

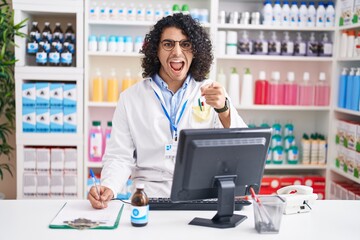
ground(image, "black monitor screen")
xmin=170 ymin=127 xmax=272 ymax=228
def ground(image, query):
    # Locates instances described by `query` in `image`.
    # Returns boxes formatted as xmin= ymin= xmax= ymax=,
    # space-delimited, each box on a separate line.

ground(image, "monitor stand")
xmin=189 ymin=175 xmax=247 ymax=229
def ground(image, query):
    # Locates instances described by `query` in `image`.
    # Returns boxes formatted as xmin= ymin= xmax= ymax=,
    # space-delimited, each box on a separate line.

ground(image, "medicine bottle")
xmin=131 ymin=183 xmax=149 ymax=227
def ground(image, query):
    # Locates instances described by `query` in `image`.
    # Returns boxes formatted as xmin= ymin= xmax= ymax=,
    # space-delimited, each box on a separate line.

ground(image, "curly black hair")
xmin=140 ymin=13 xmax=213 ymax=81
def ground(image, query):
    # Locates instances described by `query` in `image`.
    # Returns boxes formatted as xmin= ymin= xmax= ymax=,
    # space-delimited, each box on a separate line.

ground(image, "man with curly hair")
xmin=89 ymin=13 xmax=247 ymax=209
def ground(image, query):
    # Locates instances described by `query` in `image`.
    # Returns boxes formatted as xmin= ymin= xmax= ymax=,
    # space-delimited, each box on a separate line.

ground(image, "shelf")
xmin=331 ymin=167 xmax=360 ymax=184
xmin=89 ymin=19 xmax=210 ymax=28
xmin=237 ymin=105 xmax=330 ymax=111
xmin=337 ymin=57 xmax=360 ymax=62
xmin=16 ymin=133 xmax=83 ymax=146
xmin=15 ymin=66 xmax=83 ymax=75
xmin=266 ymin=164 xmax=327 ymax=170
xmin=335 ymin=108 xmax=360 ymax=117
xmin=87 ymin=52 xmax=143 ymax=57
xmin=86 ymin=162 xmax=103 ymax=168
xmin=216 ymin=55 xmax=333 ymax=61
xmin=217 ymin=24 xmax=335 ymax=32
xmin=88 ymin=102 xmax=117 ymax=108
xmin=339 ymin=23 xmax=360 ymax=31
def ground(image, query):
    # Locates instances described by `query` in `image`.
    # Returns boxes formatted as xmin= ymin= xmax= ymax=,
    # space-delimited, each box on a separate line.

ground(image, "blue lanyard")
xmin=153 ymin=90 xmax=188 ymax=139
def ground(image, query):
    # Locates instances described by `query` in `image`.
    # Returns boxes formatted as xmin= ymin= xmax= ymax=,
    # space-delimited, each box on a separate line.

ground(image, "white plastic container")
xmin=316 ymin=2 xmax=326 ymax=27
xmin=217 ymin=68 xmax=227 ymax=90
xmin=98 ymin=35 xmax=107 ymax=52
xmin=340 ymin=30 xmax=348 ymax=58
xmin=228 ymin=67 xmax=240 ymax=107
xmin=262 ymin=0 xmax=273 ymax=26
xmin=299 ymin=1 xmax=308 ymax=27
xmin=272 ymin=0 xmax=282 ymax=26
xmin=282 ymin=1 xmax=291 ymax=26
xmin=307 ymin=1 xmax=316 ymax=27
xmin=88 ymin=35 xmax=97 ymax=52
xmin=325 ymin=1 xmax=335 ymax=27
xmin=281 ymin=31 xmax=294 ymax=56
xmin=290 ymin=1 xmax=299 ymax=27
xmin=241 ymin=68 xmax=253 ymax=106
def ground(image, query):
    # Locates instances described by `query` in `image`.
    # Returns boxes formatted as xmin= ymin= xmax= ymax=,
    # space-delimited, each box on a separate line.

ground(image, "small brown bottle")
xmin=130 ymin=183 xmax=149 ymax=227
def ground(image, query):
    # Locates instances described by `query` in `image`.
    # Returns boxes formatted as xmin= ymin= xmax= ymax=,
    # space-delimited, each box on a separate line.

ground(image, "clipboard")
xmin=49 ymin=200 xmax=124 ymax=230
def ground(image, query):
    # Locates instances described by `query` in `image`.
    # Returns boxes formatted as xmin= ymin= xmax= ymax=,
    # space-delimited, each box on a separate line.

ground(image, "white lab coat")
xmin=101 ymin=77 xmax=247 ymax=198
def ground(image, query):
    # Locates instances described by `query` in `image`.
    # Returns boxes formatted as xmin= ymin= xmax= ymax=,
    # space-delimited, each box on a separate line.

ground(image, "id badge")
xmin=164 ymin=141 xmax=178 ymax=161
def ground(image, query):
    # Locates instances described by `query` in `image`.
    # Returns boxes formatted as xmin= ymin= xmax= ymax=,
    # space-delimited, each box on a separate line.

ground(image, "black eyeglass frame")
xmin=160 ymin=39 xmax=193 ymax=51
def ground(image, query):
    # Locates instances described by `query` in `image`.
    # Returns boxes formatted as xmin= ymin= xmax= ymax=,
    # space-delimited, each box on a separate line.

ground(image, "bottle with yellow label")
xmin=121 ymin=69 xmax=133 ymax=92
xmin=107 ymin=68 xmax=119 ymax=102
xmin=92 ymin=68 xmax=103 ymax=102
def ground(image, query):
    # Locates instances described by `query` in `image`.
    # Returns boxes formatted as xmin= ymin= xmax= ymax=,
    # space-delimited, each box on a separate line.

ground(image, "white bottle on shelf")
xmin=294 ymin=32 xmax=306 ymax=56
xmin=109 ymin=1 xmax=117 ymax=20
xmin=281 ymin=31 xmax=294 ymax=56
xmin=340 ymin=30 xmax=348 ymax=58
xmin=228 ymin=67 xmax=240 ymax=107
xmin=316 ymin=1 xmax=326 ymax=28
xmin=89 ymin=0 xmax=99 ymax=20
xmin=241 ymin=68 xmax=253 ymax=106
xmin=145 ymin=4 xmax=154 ymax=22
xmin=307 ymin=1 xmax=316 ymax=27
xmin=298 ymin=1 xmax=308 ymax=27
xmin=282 ymin=1 xmax=291 ymax=26
xmin=273 ymin=0 xmax=282 ymax=26
xmin=325 ymin=1 xmax=335 ymax=27
xmin=154 ymin=4 xmax=164 ymax=21
xmin=262 ymin=0 xmax=273 ymax=26
xmin=290 ymin=1 xmax=299 ymax=27
xmin=217 ymin=68 xmax=227 ymax=91
xmin=118 ymin=3 xmax=127 ymax=21
xmin=347 ymin=30 xmax=355 ymax=58
xmin=99 ymin=1 xmax=109 ymax=20
xmin=127 ymin=3 xmax=136 ymax=21
xmin=136 ymin=3 xmax=146 ymax=22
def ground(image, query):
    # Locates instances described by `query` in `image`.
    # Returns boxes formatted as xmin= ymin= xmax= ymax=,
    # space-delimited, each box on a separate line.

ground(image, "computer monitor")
xmin=170 ymin=127 xmax=272 ymax=229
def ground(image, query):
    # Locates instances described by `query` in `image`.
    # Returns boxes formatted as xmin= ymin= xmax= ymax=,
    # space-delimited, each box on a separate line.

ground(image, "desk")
xmin=0 ymin=200 xmax=358 ymax=240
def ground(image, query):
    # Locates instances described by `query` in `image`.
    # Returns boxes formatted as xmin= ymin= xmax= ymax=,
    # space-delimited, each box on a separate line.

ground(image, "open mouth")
xmin=170 ymin=61 xmax=184 ymax=72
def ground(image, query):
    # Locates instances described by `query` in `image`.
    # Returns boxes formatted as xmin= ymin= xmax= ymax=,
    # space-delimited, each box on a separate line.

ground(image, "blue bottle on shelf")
xmin=351 ymin=68 xmax=360 ymax=111
xmin=338 ymin=68 xmax=347 ymax=108
xmin=345 ymin=68 xmax=355 ymax=110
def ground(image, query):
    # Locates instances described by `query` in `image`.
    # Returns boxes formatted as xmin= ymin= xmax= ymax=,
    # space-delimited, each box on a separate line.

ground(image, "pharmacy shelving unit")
xmin=13 ymin=0 xmax=84 ymax=199
xmin=83 ymin=0 xmax=214 ymax=198
xmin=325 ymin=19 xmax=360 ymax=195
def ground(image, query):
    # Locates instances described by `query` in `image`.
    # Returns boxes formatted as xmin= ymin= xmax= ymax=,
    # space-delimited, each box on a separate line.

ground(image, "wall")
xmin=0 ymin=132 xmax=16 ymax=199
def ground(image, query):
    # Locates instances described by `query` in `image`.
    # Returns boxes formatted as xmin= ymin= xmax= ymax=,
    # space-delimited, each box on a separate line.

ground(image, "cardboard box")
xmin=63 ymin=84 xmax=77 ymax=108
xmin=22 ymin=83 xmax=36 ymax=107
xmin=22 ymin=107 xmax=36 ymax=132
xmin=63 ymin=107 xmax=77 ymax=133
xmin=50 ymin=83 xmax=63 ymax=108
xmin=36 ymin=82 xmax=50 ymax=108
xmin=36 ymin=108 xmax=50 ymax=133
xmin=340 ymin=0 xmax=355 ymax=25
xmin=50 ymin=108 xmax=63 ymax=133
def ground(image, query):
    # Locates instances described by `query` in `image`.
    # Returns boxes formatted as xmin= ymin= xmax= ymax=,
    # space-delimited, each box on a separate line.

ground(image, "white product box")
xmin=63 ymin=84 xmax=77 ymax=108
xmin=357 ymin=124 xmax=360 ymax=153
xmin=36 ymin=174 xmax=50 ymax=198
xmin=50 ymin=83 xmax=63 ymax=108
xmin=22 ymin=83 xmax=36 ymax=107
xmin=63 ymin=173 xmax=77 ymax=198
xmin=340 ymin=0 xmax=354 ymax=25
xmin=63 ymin=107 xmax=77 ymax=133
xmin=344 ymin=121 xmax=357 ymax=150
xmin=50 ymin=148 xmax=65 ymax=174
xmin=36 ymin=148 xmax=50 ymax=173
xmin=22 ymin=107 xmax=36 ymax=132
xmin=345 ymin=148 xmax=356 ymax=177
xmin=36 ymin=108 xmax=50 ymax=133
xmin=23 ymin=148 xmax=36 ymax=172
xmin=50 ymin=175 xmax=64 ymax=198
xmin=36 ymin=82 xmax=50 ymax=108
xmin=354 ymin=0 xmax=360 ymax=23
xmin=23 ymin=172 xmax=37 ymax=198
xmin=50 ymin=108 xmax=63 ymax=133
xmin=64 ymin=148 xmax=77 ymax=171
xmin=355 ymin=151 xmax=360 ymax=179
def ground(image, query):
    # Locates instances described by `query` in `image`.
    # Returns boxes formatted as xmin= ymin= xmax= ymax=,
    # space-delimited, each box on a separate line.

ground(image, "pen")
xmin=198 ymin=98 xmax=203 ymax=111
xmin=90 ymin=169 xmax=103 ymax=207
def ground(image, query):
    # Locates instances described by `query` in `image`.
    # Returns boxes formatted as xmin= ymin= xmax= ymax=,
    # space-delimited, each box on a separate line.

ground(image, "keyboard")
xmin=148 ymin=198 xmax=251 ymax=211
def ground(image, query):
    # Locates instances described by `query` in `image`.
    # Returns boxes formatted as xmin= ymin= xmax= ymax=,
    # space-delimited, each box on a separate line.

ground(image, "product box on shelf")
xmin=279 ymin=176 xmax=304 ymax=187
xmin=23 ymin=148 xmax=36 ymax=172
xmin=22 ymin=107 xmax=36 ymax=132
xmin=63 ymin=83 xmax=77 ymax=108
xmin=36 ymin=174 xmax=50 ymax=198
xmin=36 ymin=108 xmax=50 ymax=132
xmin=357 ymin=124 xmax=360 ymax=152
xmin=50 ymin=83 xmax=63 ymax=108
xmin=36 ymin=148 xmax=50 ymax=173
xmin=63 ymin=107 xmax=77 ymax=133
xmin=35 ymin=82 xmax=50 ymax=108
xmin=344 ymin=121 xmax=357 ymax=150
xmin=23 ymin=172 xmax=37 ymax=198
xmin=50 ymin=148 xmax=65 ymax=174
xmin=50 ymin=108 xmax=63 ymax=132
xmin=259 ymin=176 xmax=281 ymax=195
xmin=22 ymin=83 xmax=36 ymax=107
xmin=50 ymin=175 xmax=64 ymax=198
xmin=340 ymin=0 xmax=355 ymax=25
xmin=63 ymin=173 xmax=77 ymax=198
xmin=354 ymin=151 xmax=360 ymax=178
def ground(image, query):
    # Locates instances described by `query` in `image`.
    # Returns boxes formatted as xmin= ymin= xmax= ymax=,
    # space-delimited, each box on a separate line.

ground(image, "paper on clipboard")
xmin=49 ymin=200 xmax=124 ymax=229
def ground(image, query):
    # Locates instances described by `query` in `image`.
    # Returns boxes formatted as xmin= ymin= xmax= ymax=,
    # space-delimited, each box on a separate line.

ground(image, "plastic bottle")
xmin=124 ymin=36 xmax=133 ymax=53
xmin=290 ymin=1 xmax=299 ymax=27
xmin=117 ymin=36 xmax=125 ymax=52
xmin=228 ymin=67 xmax=240 ymax=107
xmin=88 ymin=35 xmax=97 ymax=52
xmin=42 ymin=22 xmax=52 ymax=43
xmin=294 ymin=32 xmax=306 ymax=56
xmin=347 ymin=30 xmax=355 ymax=58
xmin=65 ymin=23 xmax=75 ymax=42
xmin=241 ymin=68 xmax=253 ymax=106
xmin=338 ymin=68 xmax=348 ymax=108
xmin=307 ymin=1 xmax=316 ymax=27
xmin=254 ymin=71 xmax=269 ymax=105
xmin=298 ymin=72 xmax=314 ymax=105
xmin=131 ymin=183 xmax=149 ymax=227
xmin=284 ymin=72 xmax=298 ymax=105
xmin=325 ymin=1 xmax=335 ymax=27
xmin=60 ymin=42 xmax=72 ymax=67
xmin=99 ymin=1 xmax=109 ymax=20
xmin=136 ymin=3 xmax=146 ymax=21
xmin=284 ymin=134 xmax=296 ymax=150
xmin=346 ymin=68 xmax=355 ymax=109
xmin=104 ymin=121 xmax=112 ymax=152
xmin=269 ymin=71 xmax=284 ymax=105
xmin=316 ymin=1 xmax=326 ymax=28
xmin=118 ymin=3 xmax=127 ymax=21
xmin=262 ymin=0 xmax=273 ymax=26
xmin=40 ymin=32 xmax=50 ymax=53
xmin=134 ymin=36 xmax=143 ymax=53
xmin=53 ymin=22 xmax=64 ymax=43
xmin=355 ymin=31 xmax=360 ymax=57
xmin=98 ymin=35 xmax=107 ymax=52
xmin=154 ymin=4 xmax=164 ymax=21
xmin=281 ymin=31 xmax=294 ymax=56
xmin=317 ymin=134 xmax=326 ymax=165
xmin=268 ymin=31 xmax=281 ymax=55
xmin=310 ymin=133 xmax=319 ymax=164
xmin=89 ymin=0 xmax=99 ymax=20
xmin=48 ymin=42 xmax=60 ymax=66
xmin=92 ymin=68 xmax=104 ymax=102
xmin=217 ymin=68 xmax=227 ymax=90
xmin=351 ymin=68 xmax=360 ymax=111
xmin=314 ymin=72 xmax=330 ymax=106
xmin=238 ymin=31 xmax=252 ymax=54
xmin=287 ymin=145 xmax=299 ymax=164
xmin=282 ymin=1 xmax=291 ymax=26
xmin=145 ymin=4 xmax=154 ymax=22
xmin=122 ymin=69 xmax=133 ymax=92
xmin=284 ymin=121 xmax=294 ymax=136
xmin=254 ymin=31 xmax=268 ymax=55
xmin=107 ymin=68 xmax=119 ymax=102
xmin=319 ymin=33 xmax=332 ymax=57
xmin=181 ymin=4 xmax=190 ymax=15
xmin=30 ymin=21 xmax=41 ymax=42
xmin=340 ymin=30 xmax=348 ymax=58
xmin=298 ymin=1 xmax=308 ymax=27
xmin=307 ymin=32 xmax=318 ymax=56
xmin=127 ymin=3 xmax=136 ymax=21
xmin=301 ymin=133 xmax=311 ymax=164
xmin=89 ymin=121 xmax=103 ymax=162
xmin=52 ymin=34 xmax=62 ymax=53
xmin=272 ymin=0 xmax=282 ymax=26
xmin=64 ymin=34 xmax=75 ymax=55
xmin=36 ymin=41 xmax=47 ymax=66
xmin=108 ymin=35 xmax=117 ymax=52
xmin=272 ymin=145 xmax=284 ymax=164
xmin=272 ymin=122 xmax=282 ymax=135
xmin=109 ymin=1 xmax=117 ymax=20
xmin=27 ymin=31 xmax=38 ymax=55
xmin=172 ymin=4 xmax=181 ymax=14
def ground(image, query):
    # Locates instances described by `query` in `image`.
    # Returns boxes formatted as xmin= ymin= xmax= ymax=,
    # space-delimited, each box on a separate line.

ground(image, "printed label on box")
xmin=36 ymin=108 xmax=50 ymax=132
xmin=22 ymin=107 xmax=36 ymax=132
xmin=36 ymin=82 xmax=50 ymax=108
xmin=63 ymin=108 xmax=77 ymax=133
xmin=50 ymin=108 xmax=63 ymax=133
xmin=50 ymin=83 xmax=63 ymax=108
xmin=63 ymin=84 xmax=77 ymax=108
xmin=22 ymin=83 xmax=36 ymax=107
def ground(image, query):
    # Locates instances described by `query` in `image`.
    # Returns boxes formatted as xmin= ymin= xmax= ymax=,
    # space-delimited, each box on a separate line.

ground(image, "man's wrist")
xmin=214 ymin=97 xmax=229 ymax=113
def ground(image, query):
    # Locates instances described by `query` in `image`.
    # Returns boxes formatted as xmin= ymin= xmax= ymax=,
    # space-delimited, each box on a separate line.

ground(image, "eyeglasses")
xmin=160 ymin=39 xmax=192 ymax=51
